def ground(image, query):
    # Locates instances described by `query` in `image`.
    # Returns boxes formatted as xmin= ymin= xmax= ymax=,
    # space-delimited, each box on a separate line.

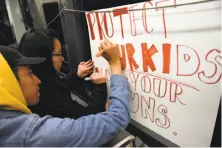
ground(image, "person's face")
xmin=17 ymin=66 xmax=41 ymax=106
xmin=52 ymin=38 xmax=64 ymax=72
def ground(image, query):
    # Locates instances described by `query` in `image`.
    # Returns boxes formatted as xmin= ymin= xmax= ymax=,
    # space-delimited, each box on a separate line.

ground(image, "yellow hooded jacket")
xmin=0 ymin=53 xmax=31 ymax=113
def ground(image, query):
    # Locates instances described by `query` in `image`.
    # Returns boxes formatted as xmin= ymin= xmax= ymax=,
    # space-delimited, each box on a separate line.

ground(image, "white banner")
xmin=85 ymin=0 xmax=221 ymax=146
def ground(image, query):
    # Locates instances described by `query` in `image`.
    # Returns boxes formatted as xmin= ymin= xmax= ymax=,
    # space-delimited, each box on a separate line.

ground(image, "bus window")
xmin=42 ymin=2 xmax=64 ymax=44
xmin=42 ymin=2 xmax=69 ymax=73
xmin=0 ymin=1 xmax=15 ymax=46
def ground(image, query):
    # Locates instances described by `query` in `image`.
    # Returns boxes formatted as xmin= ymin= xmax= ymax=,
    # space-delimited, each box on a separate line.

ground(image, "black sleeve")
xmin=86 ymin=81 xmax=107 ymax=114
xmin=73 ymin=81 xmax=108 ymax=116
xmin=64 ymin=72 xmax=107 ymax=115
xmin=63 ymin=72 xmax=82 ymax=88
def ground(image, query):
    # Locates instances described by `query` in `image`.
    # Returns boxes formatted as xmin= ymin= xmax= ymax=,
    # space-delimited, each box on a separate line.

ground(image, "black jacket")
xmin=29 ymin=72 xmax=107 ymax=119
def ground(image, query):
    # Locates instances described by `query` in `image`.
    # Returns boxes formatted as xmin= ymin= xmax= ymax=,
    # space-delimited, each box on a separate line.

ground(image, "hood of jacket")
xmin=0 ymin=53 xmax=31 ymax=113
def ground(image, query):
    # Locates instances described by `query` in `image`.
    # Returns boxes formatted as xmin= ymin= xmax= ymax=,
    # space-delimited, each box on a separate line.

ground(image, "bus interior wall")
xmin=0 ymin=0 xmax=15 ymax=46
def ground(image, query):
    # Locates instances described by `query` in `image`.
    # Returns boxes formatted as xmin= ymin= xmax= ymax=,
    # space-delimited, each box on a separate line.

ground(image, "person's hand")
xmin=105 ymin=99 xmax=110 ymax=110
xmin=77 ymin=60 xmax=94 ymax=78
xmin=96 ymin=38 xmax=121 ymax=65
xmin=96 ymin=39 xmax=122 ymax=75
xmin=90 ymin=68 xmax=106 ymax=84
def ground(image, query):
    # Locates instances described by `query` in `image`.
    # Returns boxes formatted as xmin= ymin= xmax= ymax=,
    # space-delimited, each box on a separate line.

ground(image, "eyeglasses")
xmin=52 ymin=53 xmax=63 ymax=57
xmin=52 ymin=50 xmax=64 ymax=59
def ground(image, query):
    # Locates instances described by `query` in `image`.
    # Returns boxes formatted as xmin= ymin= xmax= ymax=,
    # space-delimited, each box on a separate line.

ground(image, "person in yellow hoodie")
xmin=0 ymin=40 xmax=130 ymax=147
xmin=0 ymin=46 xmax=44 ymax=113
